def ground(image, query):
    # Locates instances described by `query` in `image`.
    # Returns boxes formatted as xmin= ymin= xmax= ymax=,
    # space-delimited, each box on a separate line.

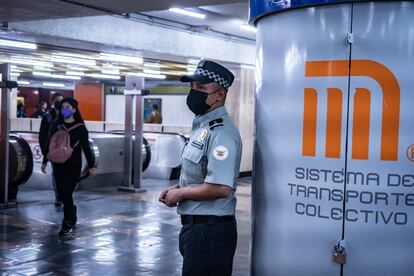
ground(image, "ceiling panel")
xmin=0 ymin=0 xmax=105 ymax=23
xmin=68 ymin=0 xmax=246 ymax=13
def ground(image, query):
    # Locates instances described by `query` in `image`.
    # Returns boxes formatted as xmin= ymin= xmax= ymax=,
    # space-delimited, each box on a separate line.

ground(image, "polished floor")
xmin=0 ymin=178 xmax=251 ymax=275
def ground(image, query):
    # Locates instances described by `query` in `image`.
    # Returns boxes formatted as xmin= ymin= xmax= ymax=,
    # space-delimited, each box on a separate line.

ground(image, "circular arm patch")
xmin=213 ymin=145 xmax=229 ymax=160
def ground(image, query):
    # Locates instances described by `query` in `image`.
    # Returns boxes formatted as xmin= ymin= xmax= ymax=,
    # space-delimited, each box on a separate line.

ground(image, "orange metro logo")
xmin=302 ymin=60 xmax=400 ymax=161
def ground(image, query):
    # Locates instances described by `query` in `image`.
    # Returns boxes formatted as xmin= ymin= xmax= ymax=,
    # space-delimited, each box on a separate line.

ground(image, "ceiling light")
xmin=33 ymin=71 xmax=81 ymax=80
xmin=144 ymin=63 xmax=161 ymax=68
xmin=11 ymin=68 xmax=23 ymax=73
xmin=33 ymin=66 xmax=54 ymax=71
xmin=128 ymin=72 xmax=166 ymax=79
xmin=88 ymin=73 xmax=121 ymax=80
xmin=43 ymin=82 xmax=65 ymax=88
xmin=168 ymin=8 xmax=206 ymax=19
xmin=240 ymin=24 xmax=257 ymax=33
xmin=240 ymin=64 xmax=255 ymax=70
xmin=50 ymin=55 xmax=96 ymax=66
xmin=17 ymin=80 xmax=30 ymax=85
xmin=10 ymin=72 xmax=20 ymax=77
xmin=33 ymin=71 xmax=52 ymax=77
xmin=53 ymin=52 xmax=97 ymax=60
xmin=188 ymin=59 xmax=201 ymax=64
xmin=33 ymin=90 xmax=39 ymax=95
xmin=0 ymin=39 xmax=37 ymax=50
xmin=67 ymin=66 xmax=87 ymax=71
xmin=163 ymin=70 xmax=188 ymax=76
xmin=10 ymin=58 xmax=53 ymax=67
xmin=99 ymin=53 xmax=143 ymax=64
xmin=101 ymin=69 xmax=120 ymax=75
xmin=66 ymin=71 xmax=85 ymax=76
xmin=143 ymin=69 xmax=161 ymax=75
xmin=50 ymin=74 xmax=81 ymax=80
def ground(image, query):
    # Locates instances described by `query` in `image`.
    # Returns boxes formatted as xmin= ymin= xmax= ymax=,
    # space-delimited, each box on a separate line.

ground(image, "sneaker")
xmin=54 ymin=199 xmax=62 ymax=207
xmin=58 ymin=221 xmax=73 ymax=236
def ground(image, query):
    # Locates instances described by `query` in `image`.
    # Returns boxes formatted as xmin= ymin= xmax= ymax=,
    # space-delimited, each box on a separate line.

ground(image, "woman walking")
xmin=41 ymin=97 xmax=96 ymax=236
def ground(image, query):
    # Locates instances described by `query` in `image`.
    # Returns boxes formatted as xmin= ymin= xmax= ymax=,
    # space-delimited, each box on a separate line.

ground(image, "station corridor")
xmin=0 ymin=178 xmax=251 ymax=275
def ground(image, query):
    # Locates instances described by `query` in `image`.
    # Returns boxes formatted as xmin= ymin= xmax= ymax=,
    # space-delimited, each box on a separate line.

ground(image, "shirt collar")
xmin=192 ymin=106 xmax=228 ymax=129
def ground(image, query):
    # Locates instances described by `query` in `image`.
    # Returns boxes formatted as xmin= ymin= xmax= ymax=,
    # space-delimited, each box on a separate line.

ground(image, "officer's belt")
xmin=181 ymin=215 xmax=235 ymax=225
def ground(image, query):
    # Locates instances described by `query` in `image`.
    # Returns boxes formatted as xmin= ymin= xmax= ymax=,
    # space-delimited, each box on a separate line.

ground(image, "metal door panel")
xmin=344 ymin=2 xmax=414 ymax=275
xmin=252 ymin=5 xmax=352 ymax=275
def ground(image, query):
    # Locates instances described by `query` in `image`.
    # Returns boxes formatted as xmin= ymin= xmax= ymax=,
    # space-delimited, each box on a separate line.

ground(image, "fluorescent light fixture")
xmin=99 ymin=53 xmax=143 ymax=64
xmin=51 ymin=74 xmax=81 ymax=80
xmin=33 ymin=71 xmax=52 ymax=77
xmin=101 ymin=69 xmax=120 ymax=75
xmin=163 ymin=70 xmax=188 ymax=76
xmin=240 ymin=24 xmax=257 ymax=33
xmin=88 ymin=73 xmax=121 ymax=80
xmin=43 ymin=82 xmax=65 ymax=88
xmin=67 ymin=66 xmax=87 ymax=71
xmin=10 ymin=72 xmax=20 ymax=77
xmin=33 ymin=66 xmax=54 ymax=71
xmin=34 ymin=71 xmax=81 ymax=80
xmin=53 ymin=52 xmax=97 ymax=60
xmin=0 ymin=39 xmax=37 ymax=50
xmin=17 ymin=80 xmax=30 ymax=85
xmin=240 ymin=64 xmax=255 ymax=70
xmin=11 ymin=68 xmax=23 ymax=73
xmin=129 ymin=72 xmax=166 ymax=79
xmin=11 ymin=65 xmax=17 ymax=69
xmin=143 ymin=69 xmax=161 ymax=75
xmin=188 ymin=59 xmax=201 ymax=64
xmin=144 ymin=62 xmax=161 ymax=68
xmin=50 ymin=55 xmax=96 ymax=66
xmin=169 ymin=8 xmax=206 ymax=19
xmin=66 ymin=71 xmax=85 ymax=76
xmin=10 ymin=58 xmax=53 ymax=67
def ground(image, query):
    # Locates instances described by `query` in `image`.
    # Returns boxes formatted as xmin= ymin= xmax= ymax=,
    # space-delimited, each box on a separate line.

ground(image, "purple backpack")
xmin=47 ymin=123 xmax=83 ymax=163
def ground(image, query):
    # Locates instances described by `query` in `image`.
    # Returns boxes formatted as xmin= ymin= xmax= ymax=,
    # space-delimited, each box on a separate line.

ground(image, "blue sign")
xmin=250 ymin=0 xmax=355 ymax=24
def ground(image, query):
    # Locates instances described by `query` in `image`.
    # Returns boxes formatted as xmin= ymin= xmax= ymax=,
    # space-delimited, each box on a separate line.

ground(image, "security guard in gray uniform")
xmin=159 ymin=60 xmax=242 ymax=276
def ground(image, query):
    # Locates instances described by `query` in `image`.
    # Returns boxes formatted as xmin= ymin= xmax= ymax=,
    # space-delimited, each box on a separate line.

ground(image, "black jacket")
xmin=38 ymin=110 xmax=57 ymax=155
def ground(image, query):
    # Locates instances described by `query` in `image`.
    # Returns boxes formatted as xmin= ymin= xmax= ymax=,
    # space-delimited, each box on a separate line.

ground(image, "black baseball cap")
xmin=180 ymin=60 xmax=234 ymax=89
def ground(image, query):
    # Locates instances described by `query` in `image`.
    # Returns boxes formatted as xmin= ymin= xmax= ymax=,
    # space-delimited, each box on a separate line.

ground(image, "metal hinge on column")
xmin=347 ymin=33 xmax=354 ymax=44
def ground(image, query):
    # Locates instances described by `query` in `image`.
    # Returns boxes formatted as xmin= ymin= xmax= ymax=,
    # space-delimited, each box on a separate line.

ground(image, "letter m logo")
xmin=302 ymin=60 xmax=400 ymax=161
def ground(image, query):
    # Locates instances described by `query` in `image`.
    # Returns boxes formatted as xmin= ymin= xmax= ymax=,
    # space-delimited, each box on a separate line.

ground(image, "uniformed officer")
xmin=159 ymin=60 xmax=242 ymax=276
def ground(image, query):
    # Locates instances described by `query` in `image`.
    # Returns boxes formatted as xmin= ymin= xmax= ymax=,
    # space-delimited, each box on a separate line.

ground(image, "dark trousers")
xmin=179 ymin=219 xmax=237 ymax=276
xmin=53 ymin=162 xmax=81 ymax=222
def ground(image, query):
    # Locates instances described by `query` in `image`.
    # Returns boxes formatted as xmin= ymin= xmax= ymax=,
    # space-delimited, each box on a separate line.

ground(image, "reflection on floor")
xmin=0 ymin=178 xmax=251 ymax=275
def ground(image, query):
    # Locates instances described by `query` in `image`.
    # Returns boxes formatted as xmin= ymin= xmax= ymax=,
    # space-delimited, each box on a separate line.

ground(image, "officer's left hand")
xmin=165 ymin=188 xmax=183 ymax=207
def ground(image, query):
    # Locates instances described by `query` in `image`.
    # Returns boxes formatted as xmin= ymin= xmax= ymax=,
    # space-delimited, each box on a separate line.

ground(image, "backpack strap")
xmin=68 ymin=123 xmax=84 ymax=148
xmin=67 ymin=123 xmax=84 ymax=132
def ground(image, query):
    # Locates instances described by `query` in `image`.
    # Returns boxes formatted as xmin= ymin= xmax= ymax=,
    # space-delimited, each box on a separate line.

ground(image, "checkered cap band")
xmin=195 ymin=68 xmax=230 ymax=88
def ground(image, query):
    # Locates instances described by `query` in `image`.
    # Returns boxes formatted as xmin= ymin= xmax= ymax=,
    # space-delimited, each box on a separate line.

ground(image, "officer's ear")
xmin=218 ymin=87 xmax=227 ymax=101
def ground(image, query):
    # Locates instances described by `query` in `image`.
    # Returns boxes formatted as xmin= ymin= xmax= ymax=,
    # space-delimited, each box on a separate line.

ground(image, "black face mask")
xmin=186 ymin=88 xmax=220 ymax=116
xmin=54 ymin=101 xmax=62 ymax=111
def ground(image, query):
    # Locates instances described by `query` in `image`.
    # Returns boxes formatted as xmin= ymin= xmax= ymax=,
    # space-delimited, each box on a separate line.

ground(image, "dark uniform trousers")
xmin=179 ymin=216 xmax=237 ymax=276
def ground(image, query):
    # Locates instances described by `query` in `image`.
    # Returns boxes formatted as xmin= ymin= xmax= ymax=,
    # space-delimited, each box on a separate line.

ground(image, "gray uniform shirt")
xmin=177 ymin=106 xmax=242 ymax=216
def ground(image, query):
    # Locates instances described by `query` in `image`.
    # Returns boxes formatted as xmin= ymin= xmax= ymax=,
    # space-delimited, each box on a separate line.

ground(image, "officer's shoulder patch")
xmin=209 ymin=118 xmax=224 ymax=130
xmin=197 ymin=129 xmax=209 ymax=142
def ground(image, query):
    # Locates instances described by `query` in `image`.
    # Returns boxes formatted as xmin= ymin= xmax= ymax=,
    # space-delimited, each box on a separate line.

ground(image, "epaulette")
xmin=209 ymin=118 xmax=224 ymax=130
